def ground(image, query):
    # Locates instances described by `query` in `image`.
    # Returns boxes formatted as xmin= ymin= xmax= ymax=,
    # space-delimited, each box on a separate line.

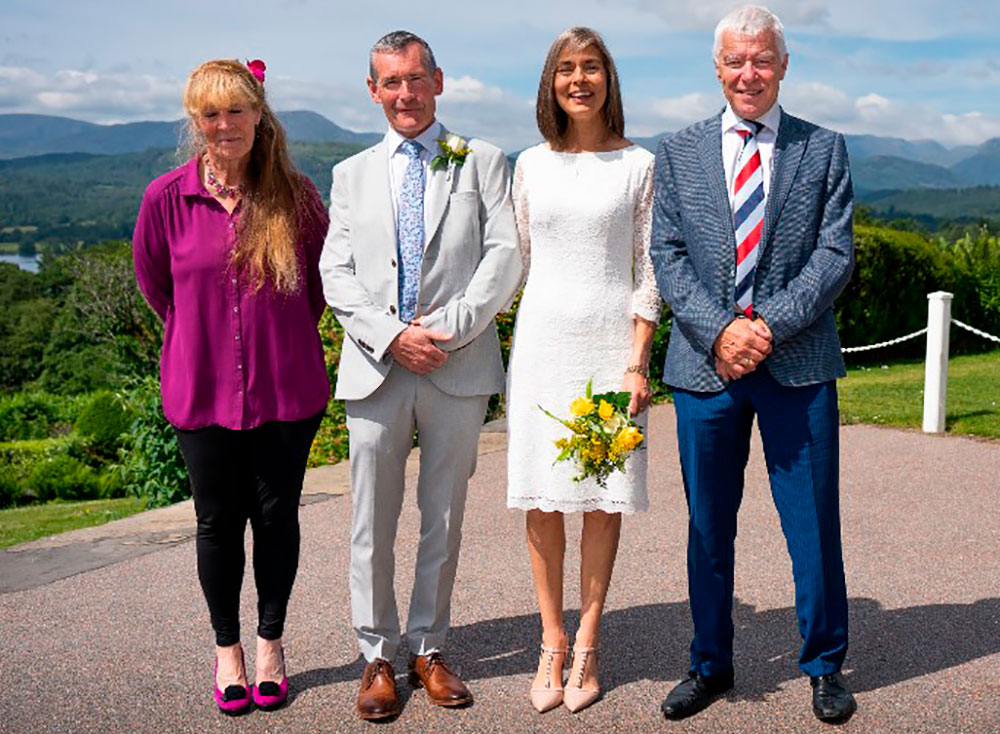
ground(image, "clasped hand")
xmin=388 ymin=318 xmax=453 ymax=375
xmin=713 ymin=317 xmax=772 ymax=381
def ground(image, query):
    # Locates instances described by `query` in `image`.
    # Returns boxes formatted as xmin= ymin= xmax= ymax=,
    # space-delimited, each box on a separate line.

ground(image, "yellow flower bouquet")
xmin=539 ymin=378 xmax=644 ymax=488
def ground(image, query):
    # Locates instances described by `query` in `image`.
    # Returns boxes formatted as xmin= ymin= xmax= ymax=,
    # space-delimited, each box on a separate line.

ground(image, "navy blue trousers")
xmin=672 ymin=367 xmax=848 ymax=678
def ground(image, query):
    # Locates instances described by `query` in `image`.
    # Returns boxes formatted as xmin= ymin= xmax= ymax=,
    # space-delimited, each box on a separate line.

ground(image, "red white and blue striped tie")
xmin=732 ymin=120 xmax=765 ymax=317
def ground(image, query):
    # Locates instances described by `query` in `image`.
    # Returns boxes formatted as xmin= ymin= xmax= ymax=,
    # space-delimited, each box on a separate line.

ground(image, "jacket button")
xmin=389 ymin=305 xmax=397 ymax=314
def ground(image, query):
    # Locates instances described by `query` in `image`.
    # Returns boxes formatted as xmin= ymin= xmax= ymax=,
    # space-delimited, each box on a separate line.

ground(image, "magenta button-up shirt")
xmin=133 ymin=157 xmax=330 ymax=430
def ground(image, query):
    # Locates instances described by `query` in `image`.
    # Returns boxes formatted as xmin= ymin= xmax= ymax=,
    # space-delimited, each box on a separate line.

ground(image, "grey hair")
xmin=369 ymin=30 xmax=437 ymax=83
xmin=713 ymin=6 xmax=787 ymax=59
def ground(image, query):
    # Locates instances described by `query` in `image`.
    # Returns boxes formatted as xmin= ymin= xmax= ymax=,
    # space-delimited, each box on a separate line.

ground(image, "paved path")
xmin=1 ymin=405 xmax=998 ymax=733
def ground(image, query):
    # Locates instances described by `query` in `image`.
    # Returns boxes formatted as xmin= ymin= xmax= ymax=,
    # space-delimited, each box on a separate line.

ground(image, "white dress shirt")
xmin=721 ymin=102 xmax=781 ymax=206
xmin=384 ymin=120 xmax=442 ymax=232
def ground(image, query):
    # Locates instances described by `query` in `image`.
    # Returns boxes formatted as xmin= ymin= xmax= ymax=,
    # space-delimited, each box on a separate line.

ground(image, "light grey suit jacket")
xmin=319 ymin=125 xmax=522 ymax=401
xmin=650 ymin=108 xmax=855 ymax=392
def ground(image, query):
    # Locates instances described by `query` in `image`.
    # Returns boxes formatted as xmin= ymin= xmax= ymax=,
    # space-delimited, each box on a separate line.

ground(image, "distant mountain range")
xmin=1 ymin=113 xmax=998 ymax=233
xmin=631 ymin=131 xmax=1000 ymax=192
xmin=0 ymin=112 xmax=381 ymax=159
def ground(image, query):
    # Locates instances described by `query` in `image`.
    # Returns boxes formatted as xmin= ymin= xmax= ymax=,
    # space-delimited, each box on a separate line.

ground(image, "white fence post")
xmin=922 ymin=291 xmax=953 ymax=433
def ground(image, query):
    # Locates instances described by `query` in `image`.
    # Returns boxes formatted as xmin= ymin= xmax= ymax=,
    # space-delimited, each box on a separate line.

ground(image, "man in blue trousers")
xmin=650 ymin=5 xmax=856 ymax=724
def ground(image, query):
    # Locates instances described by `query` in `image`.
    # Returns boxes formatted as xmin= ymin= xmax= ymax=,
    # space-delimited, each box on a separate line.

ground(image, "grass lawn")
xmin=0 ymin=496 xmax=148 ymax=549
xmin=840 ymin=350 xmax=1000 ymax=439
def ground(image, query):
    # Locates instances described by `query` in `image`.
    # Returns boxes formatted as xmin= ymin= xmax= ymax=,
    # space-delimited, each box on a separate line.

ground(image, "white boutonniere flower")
xmin=430 ymin=134 xmax=472 ymax=172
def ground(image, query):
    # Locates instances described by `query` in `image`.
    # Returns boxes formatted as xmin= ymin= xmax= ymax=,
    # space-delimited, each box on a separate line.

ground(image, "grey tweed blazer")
xmin=650 ymin=108 xmax=854 ymax=393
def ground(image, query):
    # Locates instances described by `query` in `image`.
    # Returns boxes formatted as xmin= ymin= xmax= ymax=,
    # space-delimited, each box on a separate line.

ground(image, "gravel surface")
xmin=1 ymin=404 xmax=998 ymax=733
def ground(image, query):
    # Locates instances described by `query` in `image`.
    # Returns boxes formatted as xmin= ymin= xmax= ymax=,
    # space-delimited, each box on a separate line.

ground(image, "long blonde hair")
xmin=182 ymin=59 xmax=312 ymax=294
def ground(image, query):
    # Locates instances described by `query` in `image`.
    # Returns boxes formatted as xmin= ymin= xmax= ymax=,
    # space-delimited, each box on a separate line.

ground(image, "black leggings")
xmin=175 ymin=412 xmax=322 ymax=647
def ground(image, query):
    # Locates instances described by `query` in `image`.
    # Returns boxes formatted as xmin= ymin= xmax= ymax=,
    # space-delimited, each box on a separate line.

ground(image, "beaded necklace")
xmin=204 ymin=157 xmax=244 ymax=199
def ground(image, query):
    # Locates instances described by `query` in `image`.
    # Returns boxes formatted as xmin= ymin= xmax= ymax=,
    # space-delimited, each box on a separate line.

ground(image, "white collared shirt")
xmin=385 ymin=120 xmax=441 ymax=230
xmin=721 ymin=102 xmax=781 ymax=206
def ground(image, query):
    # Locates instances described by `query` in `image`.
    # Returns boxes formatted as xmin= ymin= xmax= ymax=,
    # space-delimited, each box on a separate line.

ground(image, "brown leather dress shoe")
xmin=357 ymin=658 xmax=399 ymax=720
xmin=408 ymin=652 xmax=473 ymax=707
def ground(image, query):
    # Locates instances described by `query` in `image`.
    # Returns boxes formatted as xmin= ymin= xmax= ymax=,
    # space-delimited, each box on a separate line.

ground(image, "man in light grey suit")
xmin=319 ymin=31 xmax=521 ymax=720
xmin=650 ymin=6 xmax=856 ymax=724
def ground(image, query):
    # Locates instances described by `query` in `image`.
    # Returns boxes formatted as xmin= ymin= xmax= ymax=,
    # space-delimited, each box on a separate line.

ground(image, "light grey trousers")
xmin=345 ymin=364 xmax=489 ymax=662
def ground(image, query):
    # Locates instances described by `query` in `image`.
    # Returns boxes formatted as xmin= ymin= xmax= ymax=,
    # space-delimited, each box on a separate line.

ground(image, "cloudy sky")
xmin=3 ymin=0 xmax=1000 ymax=151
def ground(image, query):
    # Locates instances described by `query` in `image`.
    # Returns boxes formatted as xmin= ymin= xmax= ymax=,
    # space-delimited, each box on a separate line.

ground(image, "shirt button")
xmin=235 ymin=334 xmax=240 ymax=341
xmin=231 ymin=278 xmax=237 ymax=285
xmin=391 ymin=258 xmax=397 ymax=268
xmin=237 ymin=364 xmax=242 ymax=370
xmin=389 ymin=305 xmax=397 ymax=315
xmin=233 ymin=307 xmax=238 ymax=313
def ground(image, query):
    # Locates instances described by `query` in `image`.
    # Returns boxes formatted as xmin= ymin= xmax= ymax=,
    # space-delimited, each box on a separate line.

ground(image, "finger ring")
xmin=744 ymin=358 xmax=752 ymax=366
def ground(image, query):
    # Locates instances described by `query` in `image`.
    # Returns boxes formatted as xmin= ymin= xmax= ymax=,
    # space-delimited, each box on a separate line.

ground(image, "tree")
xmin=38 ymin=241 xmax=162 ymax=393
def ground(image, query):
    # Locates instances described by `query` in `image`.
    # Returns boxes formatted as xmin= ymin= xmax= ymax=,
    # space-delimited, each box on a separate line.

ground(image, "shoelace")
xmin=365 ymin=660 xmax=390 ymax=689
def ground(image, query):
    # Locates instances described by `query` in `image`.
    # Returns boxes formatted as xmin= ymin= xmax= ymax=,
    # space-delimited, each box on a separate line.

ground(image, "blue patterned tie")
xmin=397 ymin=139 xmax=425 ymax=323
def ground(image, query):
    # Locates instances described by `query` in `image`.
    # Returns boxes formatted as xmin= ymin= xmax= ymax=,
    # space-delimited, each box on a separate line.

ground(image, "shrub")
xmin=119 ymin=378 xmax=190 ymax=507
xmin=308 ymin=400 xmax=349 ymax=467
xmin=97 ymin=467 xmax=126 ymax=499
xmin=0 ymin=392 xmax=77 ymax=441
xmin=948 ymin=228 xmax=1000 ymax=336
xmin=0 ymin=436 xmax=78 ymax=476
xmin=309 ymin=310 xmax=350 ymax=466
xmin=75 ymin=390 xmax=135 ymax=457
xmin=27 ymin=454 xmax=101 ymax=501
xmin=0 ymin=469 xmax=24 ymax=508
xmin=836 ymin=226 xmax=978 ymax=362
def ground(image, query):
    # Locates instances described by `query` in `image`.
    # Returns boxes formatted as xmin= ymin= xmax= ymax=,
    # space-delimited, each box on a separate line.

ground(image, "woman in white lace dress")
xmin=506 ymin=27 xmax=661 ymax=714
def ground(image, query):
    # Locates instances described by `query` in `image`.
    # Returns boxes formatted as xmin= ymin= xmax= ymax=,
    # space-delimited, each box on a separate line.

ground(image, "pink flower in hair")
xmin=247 ymin=59 xmax=266 ymax=83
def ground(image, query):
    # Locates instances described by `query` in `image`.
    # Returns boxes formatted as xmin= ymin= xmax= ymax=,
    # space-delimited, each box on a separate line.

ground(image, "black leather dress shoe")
xmin=810 ymin=672 xmax=856 ymax=723
xmin=660 ymin=671 xmax=734 ymax=720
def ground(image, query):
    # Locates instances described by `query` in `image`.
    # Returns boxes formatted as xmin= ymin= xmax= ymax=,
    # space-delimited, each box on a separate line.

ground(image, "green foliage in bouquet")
xmin=539 ymin=379 xmax=645 ymax=488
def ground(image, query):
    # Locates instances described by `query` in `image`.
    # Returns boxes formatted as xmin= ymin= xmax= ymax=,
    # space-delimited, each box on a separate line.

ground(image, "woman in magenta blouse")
xmin=133 ymin=58 xmax=329 ymax=715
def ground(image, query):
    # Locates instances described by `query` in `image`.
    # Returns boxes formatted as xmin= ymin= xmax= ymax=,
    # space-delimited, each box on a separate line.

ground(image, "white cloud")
xmin=4 ymin=64 xmax=1000 ymax=151
xmin=441 ymin=76 xmax=506 ymax=103
xmin=781 ymin=84 xmax=1000 ymax=146
xmin=438 ymin=76 xmax=537 ymax=152
xmin=635 ymin=82 xmax=1000 ymax=147
xmin=623 ymin=0 xmax=829 ymax=31
xmin=0 ymin=65 xmax=182 ymax=121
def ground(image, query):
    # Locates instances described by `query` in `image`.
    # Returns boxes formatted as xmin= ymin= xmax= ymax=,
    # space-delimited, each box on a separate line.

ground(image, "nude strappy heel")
xmin=563 ymin=644 xmax=600 ymax=713
xmin=530 ymin=644 xmax=567 ymax=713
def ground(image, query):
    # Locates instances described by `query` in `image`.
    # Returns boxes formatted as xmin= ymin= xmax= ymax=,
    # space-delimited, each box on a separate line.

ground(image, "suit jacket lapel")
xmin=361 ymin=141 xmax=396 ymax=249
xmin=698 ymin=113 xmax=736 ymax=249
xmin=424 ymin=125 xmax=453 ymax=249
xmin=762 ymin=109 xmax=805 ymax=249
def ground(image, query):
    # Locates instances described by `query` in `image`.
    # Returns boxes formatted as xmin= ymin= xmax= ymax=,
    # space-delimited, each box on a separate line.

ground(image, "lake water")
xmin=0 ymin=253 xmax=42 ymax=273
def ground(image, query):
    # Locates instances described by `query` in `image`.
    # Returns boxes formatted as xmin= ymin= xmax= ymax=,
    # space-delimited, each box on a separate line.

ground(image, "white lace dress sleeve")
xmin=631 ymin=158 xmax=661 ymax=323
xmin=512 ymin=156 xmax=531 ymax=284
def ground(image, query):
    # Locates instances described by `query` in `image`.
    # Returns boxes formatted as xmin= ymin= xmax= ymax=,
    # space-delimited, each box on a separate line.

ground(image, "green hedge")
xmin=835 ymin=225 xmax=989 ymax=361
xmin=75 ymin=390 xmax=135 ymax=457
xmin=119 ymin=377 xmax=190 ymax=507
xmin=0 ymin=435 xmax=110 ymax=505
xmin=0 ymin=392 xmax=85 ymax=442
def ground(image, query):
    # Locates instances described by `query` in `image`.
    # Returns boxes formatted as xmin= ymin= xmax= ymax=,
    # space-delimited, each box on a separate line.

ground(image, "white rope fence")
xmin=840 ymin=292 xmax=999 ymax=434
xmin=841 ymin=328 xmax=928 ymax=354
xmin=953 ymin=318 xmax=1000 ymax=345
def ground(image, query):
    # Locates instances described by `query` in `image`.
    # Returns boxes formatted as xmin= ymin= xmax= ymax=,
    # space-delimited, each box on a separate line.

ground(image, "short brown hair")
xmin=369 ymin=30 xmax=436 ymax=83
xmin=536 ymin=27 xmax=625 ymax=148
